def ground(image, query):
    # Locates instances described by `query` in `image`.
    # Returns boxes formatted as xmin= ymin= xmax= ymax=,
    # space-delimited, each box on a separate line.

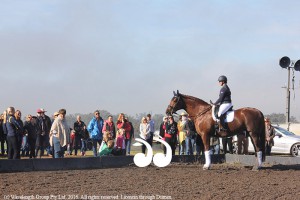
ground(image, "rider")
xmin=211 ymin=75 xmax=232 ymax=131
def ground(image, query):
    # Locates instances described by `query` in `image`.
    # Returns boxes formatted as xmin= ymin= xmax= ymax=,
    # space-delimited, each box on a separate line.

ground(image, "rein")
xmin=189 ymin=105 xmax=212 ymax=120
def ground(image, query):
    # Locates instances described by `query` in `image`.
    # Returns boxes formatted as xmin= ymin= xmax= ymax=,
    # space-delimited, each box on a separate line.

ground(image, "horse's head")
xmin=166 ymin=90 xmax=186 ymax=115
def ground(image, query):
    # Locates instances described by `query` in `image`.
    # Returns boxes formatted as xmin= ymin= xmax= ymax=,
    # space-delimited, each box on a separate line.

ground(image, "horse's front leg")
xmin=202 ymin=134 xmax=211 ymax=170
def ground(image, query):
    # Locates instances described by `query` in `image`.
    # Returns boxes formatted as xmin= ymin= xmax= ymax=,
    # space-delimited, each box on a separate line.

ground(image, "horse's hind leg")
xmin=249 ymin=132 xmax=263 ymax=169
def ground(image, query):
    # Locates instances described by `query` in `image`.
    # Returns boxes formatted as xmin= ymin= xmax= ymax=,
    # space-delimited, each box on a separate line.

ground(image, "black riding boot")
xmin=220 ymin=114 xmax=227 ymax=131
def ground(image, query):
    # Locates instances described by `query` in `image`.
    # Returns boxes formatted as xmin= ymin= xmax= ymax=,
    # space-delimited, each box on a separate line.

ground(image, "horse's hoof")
xmin=252 ymin=166 xmax=262 ymax=171
xmin=203 ymin=165 xmax=210 ymax=170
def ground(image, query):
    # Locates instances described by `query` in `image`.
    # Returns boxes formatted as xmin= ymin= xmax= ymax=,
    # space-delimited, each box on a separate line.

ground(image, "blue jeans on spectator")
xmin=190 ymin=138 xmax=195 ymax=155
xmin=81 ymin=139 xmax=87 ymax=154
xmin=21 ymin=135 xmax=29 ymax=157
xmin=52 ymin=136 xmax=64 ymax=158
xmin=185 ymin=137 xmax=195 ymax=155
xmin=148 ymin=132 xmax=153 ymax=147
xmin=92 ymin=139 xmax=102 ymax=157
xmin=125 ymin=139 xmax=131 ymax=155
xmin=179 ymin=140 xmax=185 ymax=155
xmin=185 ymin=137 xmax=192 ymax=155
xmin=210 ymin=144 xmax=220 ymax=155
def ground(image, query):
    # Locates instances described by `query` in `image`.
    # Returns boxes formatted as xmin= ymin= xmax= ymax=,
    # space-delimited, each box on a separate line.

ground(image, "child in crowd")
xmin=115 ymin=128 xmax=126 ymax=155
xmin=99 ymin=131 xmax=112 ymax=154
xmin=68 ymin=129 xmax=76 ymax=155
xmin=99 ymin=140 xmax=114 ymax=156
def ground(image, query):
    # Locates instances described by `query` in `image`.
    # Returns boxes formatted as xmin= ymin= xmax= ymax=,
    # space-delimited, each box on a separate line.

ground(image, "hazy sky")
xmin=1 ymin=0 xmax=300 ymax=120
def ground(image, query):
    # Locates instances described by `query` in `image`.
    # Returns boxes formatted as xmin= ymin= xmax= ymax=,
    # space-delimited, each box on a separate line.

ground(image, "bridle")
xmin=167 ymin=94 xmax=212 ymax=119
xmin=167 ymin=95 xmax=181 ymax=115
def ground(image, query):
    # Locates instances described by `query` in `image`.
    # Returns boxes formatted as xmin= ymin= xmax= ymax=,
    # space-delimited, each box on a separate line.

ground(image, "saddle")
xmin=213 ymin=105 xmax=233 ymax=135
xmin=213 ymin=105 xmax=233 ymax=119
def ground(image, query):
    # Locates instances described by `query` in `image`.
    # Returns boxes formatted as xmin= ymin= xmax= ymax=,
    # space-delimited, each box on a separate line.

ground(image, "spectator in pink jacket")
xmin=115 ymin=128 xmax=126 ymax=155
xmin=102 ymin=115 xmax=116 ymax=139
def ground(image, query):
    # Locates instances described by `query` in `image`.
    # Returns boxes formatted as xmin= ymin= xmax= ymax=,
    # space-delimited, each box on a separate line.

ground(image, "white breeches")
xmin=218 ymin=103 xmax=233 ymax=117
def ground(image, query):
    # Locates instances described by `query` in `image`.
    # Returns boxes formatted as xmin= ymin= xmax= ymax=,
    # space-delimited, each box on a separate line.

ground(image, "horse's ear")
xmin=173 ymin=91 xmax=176 ymax=96
xmin=177 ymin=90 xmax=179 ymax=95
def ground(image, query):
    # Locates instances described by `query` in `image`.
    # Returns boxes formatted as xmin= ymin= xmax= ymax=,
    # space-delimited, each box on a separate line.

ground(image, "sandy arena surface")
xmin=1 ymin=163 xmax=300 ymax=200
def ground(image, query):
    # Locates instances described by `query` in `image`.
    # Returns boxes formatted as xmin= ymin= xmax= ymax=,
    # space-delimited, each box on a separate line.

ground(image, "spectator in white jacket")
xmin=139 ymin=117 xmax=150 ymax=154
xmin=49 ymin=109 xmax=70 ymax=158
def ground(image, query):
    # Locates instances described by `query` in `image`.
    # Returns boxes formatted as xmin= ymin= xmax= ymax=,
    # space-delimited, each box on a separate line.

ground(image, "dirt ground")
xmin=1 ymin=163 xmax=300 ymax=200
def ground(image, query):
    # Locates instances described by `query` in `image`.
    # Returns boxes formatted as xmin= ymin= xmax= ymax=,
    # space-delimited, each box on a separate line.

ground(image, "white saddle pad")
xmin=212 ymin=106 xmax=234 ymax=122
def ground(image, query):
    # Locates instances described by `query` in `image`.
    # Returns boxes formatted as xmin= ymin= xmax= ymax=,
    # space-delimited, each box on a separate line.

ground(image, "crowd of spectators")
xmin=0 ymin=107 xmax=253 ymax=159
xmin=0 ymin=107 xmax=138 ymax=159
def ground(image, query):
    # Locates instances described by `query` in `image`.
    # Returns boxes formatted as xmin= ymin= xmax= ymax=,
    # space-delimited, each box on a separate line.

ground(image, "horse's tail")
xmin=260 ymin=112 xmax=266 ymax=162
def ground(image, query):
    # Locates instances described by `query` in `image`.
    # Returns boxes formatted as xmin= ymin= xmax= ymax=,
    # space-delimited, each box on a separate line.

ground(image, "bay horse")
xmin=166 ymin=90 xmax=266 ymax=170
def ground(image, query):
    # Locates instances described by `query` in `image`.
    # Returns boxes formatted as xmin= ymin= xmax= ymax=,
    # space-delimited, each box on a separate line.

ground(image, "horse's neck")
xmin=184 ymin=97 xmax=209 ymax=116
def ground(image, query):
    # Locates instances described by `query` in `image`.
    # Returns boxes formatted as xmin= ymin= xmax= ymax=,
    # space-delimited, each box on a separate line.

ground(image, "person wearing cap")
xmin=87 ymin=110 xmax=104 ymax=157
xmin=178 ymin=113 xmax=197 ymax=155
xmin=177 ymin=111 xmax=188 ymax=155
xmin=35 ymin=108 xmax=52 ymax=158
xmin=210 ymin=75 xmax=233 ymax=131
xmin=265 ymin=118 xmax=275 ymax=156
xmin=49 ymin=109 xmax=70 ymax=158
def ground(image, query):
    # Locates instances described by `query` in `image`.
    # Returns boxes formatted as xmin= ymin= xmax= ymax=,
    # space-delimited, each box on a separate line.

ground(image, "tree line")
xmin=264 ymin=113 xmax=298 ymax=124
